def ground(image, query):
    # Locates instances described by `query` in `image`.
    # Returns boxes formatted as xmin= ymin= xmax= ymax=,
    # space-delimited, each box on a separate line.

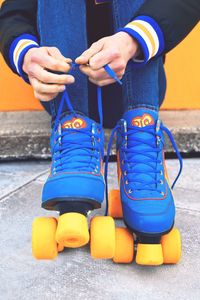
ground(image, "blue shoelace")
xmin=104 ymin=120 xmax=183 ymax=216
xmin=51 ymin=63 xmax=122 ymax=174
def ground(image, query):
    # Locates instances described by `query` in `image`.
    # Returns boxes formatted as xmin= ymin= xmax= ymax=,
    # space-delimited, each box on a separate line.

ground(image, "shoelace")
xmin=51 ymin=63 xmax=122 ymax=174
xmin=104 ymin=120 xmax=183 ymax=216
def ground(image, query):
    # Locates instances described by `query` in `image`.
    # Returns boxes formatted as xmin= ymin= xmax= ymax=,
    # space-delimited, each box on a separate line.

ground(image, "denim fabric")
xmin=37 ymin=0 xmax=166 ymax=121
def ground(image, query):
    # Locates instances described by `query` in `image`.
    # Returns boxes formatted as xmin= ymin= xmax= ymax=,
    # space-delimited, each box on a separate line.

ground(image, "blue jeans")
xmin=37 ymin=0 xmax=166 ymax=125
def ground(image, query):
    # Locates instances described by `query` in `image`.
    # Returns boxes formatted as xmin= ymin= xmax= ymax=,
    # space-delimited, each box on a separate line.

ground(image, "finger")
xmin=34 ymin=54 xmax=71 ymax=73
xmin=27 ymin=64 xmax=75 ymax=84
xmin=89 ymin=77 xmax=115 ymax=87
xmin=79 ymin=65 xmax=110 ymax=81
xmin=47 ymin=47 xmax=72 ymax=63
xmin=75 ymin=40 xmax=104 ymax=65
xmin=34 ymin=91 xmax=58 ymax=102
xmin=90 ymin=48 xmax=120 ymax=70
xmin=30 ymin=77 xmax=66 ymax=94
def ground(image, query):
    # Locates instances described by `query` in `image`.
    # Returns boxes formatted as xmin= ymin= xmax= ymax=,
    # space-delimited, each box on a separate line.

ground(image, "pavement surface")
xmin=0 ymin=159 xmax=200 ymax=300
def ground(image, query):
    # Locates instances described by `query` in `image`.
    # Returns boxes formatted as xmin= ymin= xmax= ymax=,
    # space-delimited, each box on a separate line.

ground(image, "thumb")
xmin=75 ymin=39 xmax=104 ymax=65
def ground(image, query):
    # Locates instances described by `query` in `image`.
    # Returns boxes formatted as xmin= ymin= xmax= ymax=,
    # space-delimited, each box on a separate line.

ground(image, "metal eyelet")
xmin=125 ymin=180 xmax=129 ymax=185
xmin=128 ymin=189 xmax=132 ymax=194
xmin=160 ymin=180 xmax=164 ymax=185
xmin=160 ymin=191 xmax=164 ymax=196
xmin=124 ymin=171 xmax=127 ymax=176
xmin=160 ymin=170 xmax=163 ymax=175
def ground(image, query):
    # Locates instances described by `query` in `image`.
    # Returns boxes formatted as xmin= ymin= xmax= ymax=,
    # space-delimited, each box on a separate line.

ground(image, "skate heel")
xmin=56 ymin=213 xmax=89 ymax=248
xmin=136 ymin=243 xmax=163 ymax=266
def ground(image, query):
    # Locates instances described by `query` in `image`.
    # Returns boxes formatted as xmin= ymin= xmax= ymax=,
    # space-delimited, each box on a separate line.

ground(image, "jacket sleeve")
xmin=119 ymin=0 xmax=200 ymax=65
xmin=0 ymin=0 xmax=39 ymax=81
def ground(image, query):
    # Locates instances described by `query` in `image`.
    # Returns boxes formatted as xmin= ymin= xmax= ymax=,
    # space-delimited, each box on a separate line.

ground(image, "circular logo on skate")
xmin=62 ymin=117 xmax=87 ymax=129
xmin=131 ymin=114 xmax=154 ymax=128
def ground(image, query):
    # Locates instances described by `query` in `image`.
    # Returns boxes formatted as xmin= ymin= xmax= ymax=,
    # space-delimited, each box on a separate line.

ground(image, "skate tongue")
xmin=61 ymin=114 xmax=92 ymax=131
xmin=122 ymin=108 xmax=159 ymax=189
xmin=123 ymin=108 xmax=158 ymax=129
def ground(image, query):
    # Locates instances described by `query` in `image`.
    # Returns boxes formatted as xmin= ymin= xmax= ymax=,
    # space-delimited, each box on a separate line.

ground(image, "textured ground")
xmin=0 ymin=159 xmax=200 ymax=300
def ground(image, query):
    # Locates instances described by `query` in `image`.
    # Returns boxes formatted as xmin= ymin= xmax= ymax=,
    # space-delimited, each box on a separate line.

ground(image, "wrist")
xmin=115 ymin=31 xmax=139 ymax=60
xmin=22 ymin=47 xmax=38 ymax=74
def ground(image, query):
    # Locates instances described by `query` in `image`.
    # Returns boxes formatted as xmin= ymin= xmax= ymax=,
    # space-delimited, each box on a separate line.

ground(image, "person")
xmin=0 ymin=0 xmax=199 ymax=264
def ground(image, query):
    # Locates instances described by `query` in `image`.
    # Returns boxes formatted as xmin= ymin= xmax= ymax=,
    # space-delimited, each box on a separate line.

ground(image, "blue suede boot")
xmin=42 ymin=112 xmax=105 ymax=214
xmin=106 ymin=107 xmax=183 ymax=265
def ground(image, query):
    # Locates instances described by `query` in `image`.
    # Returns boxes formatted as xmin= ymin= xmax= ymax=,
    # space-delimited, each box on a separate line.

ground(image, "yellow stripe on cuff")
xmin=14 ymin=40 xmax=31 ymax=64
xmin=129 ymin=21 xmax=157 ymax=58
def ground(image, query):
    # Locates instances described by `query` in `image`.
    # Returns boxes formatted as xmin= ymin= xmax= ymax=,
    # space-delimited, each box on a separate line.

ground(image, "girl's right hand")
xmin=23 ymin=47 xmax=75 ymax=101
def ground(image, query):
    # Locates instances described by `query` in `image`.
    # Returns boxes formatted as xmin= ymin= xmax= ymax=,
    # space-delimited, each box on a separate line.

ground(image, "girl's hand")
xmin=23 ymin=47 xmax=74 ymax=101
xmin=76 ymin=32 xmax=139 ymax=86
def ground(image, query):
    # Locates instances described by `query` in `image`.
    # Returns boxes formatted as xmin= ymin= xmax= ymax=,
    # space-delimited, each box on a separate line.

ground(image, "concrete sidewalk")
xmin=0 ymin=159 xmax=200 ymax=300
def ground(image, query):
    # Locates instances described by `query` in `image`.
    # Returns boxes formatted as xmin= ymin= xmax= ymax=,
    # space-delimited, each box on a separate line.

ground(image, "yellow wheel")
xmin=55 ymin=213 xmax=89 ymax=248
xmin=90 ymin=216 xmax=115 ymax=259
xmin=161 ymin=228 xmax=182 ymax=264
xmin=108 ymin=189 xmax=123 ymax=218
xmin=113 ymin=228 xmax=134 ymax=264
xmin=32 ymin=217 xmax=58 ymax=260
xmin=136 ymin=243 xmax=164 ymax=266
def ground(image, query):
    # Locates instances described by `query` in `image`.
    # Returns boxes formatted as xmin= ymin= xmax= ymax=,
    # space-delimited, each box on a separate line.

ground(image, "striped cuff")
xmin=119 ymin=16 xmax=165 ymax=65
xmin=9 ymin=34 xmax=39 ymax=83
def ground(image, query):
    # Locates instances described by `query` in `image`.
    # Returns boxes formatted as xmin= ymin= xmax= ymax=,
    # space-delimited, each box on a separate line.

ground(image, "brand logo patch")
xmin=131 ymin=114 xmax=154 ymax=128
xmin=62 ymin=117 xmax=87 ymax=129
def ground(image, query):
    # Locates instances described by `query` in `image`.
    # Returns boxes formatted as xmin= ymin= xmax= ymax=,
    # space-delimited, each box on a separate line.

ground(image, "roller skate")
xmin=107 ymin=108 xmax=183 ymax=265
xmin=32 ymin=64 xmax=124 ymax=260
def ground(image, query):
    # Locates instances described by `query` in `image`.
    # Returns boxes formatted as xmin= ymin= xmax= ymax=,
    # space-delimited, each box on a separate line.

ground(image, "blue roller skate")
xmin=32 ymin=64 xmax=123 ymax=260
xmin=107 ymin=108 xmax=183 ymax=265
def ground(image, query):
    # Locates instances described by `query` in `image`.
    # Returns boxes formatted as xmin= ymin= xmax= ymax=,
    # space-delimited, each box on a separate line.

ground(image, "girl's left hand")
xmin=75 ymin=32 xmax=139 ymax=86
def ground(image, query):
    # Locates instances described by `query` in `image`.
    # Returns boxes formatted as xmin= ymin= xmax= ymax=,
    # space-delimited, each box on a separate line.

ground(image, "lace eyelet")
xmin=160 ymin=180 xmax=164 ymax=185
xmin=160 ymin=170 xmax=163 ymax=175
xmin=160 ymin=191 xmax=164 ymax=196
xmin=124 ymin=171 xmax=127 ymax=176
xmin=128 ymin=189 xmax=132 ymax=194
xmin=125 ymin=180 xmax=129 ymax=185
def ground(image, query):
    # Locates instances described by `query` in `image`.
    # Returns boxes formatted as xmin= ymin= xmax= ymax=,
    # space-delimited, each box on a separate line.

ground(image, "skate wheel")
xmin=113 ymin=228 xmax=134 ymax=263
xmin=90 ymin=216 xmax=115 ymax=259
xmin=136 ymin=243 xmax=163 ymax=266
xmin=161 ymin=228 xmax=181 ymax=264
xmin=108 ymin=189 xmax=123 ymax=218
xmin=32 ymin=217 xmax=58 ymax=260
xmin=56 ymin=213 xmax=89 ymax=248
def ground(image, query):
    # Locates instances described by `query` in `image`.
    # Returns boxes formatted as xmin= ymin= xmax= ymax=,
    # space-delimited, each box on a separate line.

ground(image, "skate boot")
xmin=108 ymin=108 xmax=182 ymax=265
xmin=32 ymin=62 xmax=124 ymax=260
xmin=31 ymin=74 xmax=110 ymax=259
